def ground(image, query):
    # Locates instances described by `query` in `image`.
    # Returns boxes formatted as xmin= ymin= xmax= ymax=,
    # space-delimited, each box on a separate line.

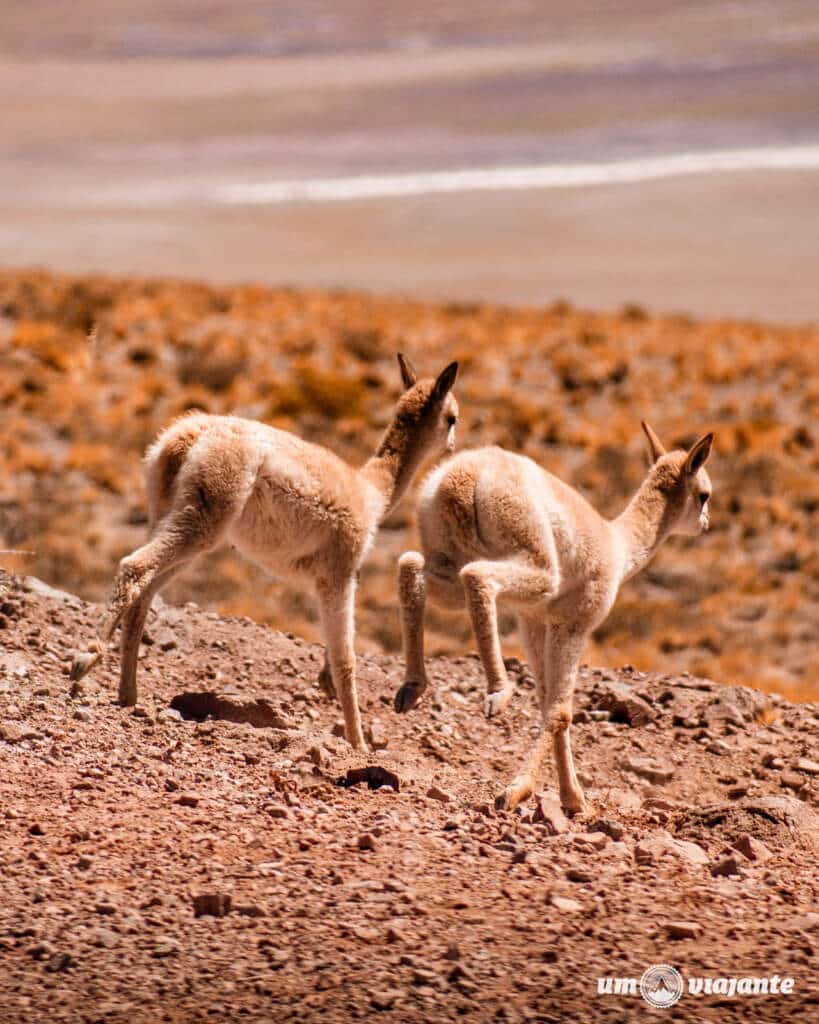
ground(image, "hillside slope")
xmin=0 ymin=572 xmax=817 ymax=1022
xmin=2 ymin=270 xmax=818 ymax=700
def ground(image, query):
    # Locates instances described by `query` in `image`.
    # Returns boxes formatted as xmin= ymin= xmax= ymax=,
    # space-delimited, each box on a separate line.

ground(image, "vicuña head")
xmin=639 ymin=421 xmax=713 ymax=536
xmin=69 ymin=352 xmax=458 ymax=754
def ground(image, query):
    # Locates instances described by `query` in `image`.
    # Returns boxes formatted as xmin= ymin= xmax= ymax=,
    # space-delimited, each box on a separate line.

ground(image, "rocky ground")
xmin=0 ymin=570 xmax=817 ymax=1022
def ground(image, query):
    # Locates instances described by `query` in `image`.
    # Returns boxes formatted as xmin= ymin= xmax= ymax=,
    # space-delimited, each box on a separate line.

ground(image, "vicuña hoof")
xmin=561 ymin=790 xmax=587 ymax=816
xmin=394 ymin=680 xmax=426 ymax=714
xmin=484 ymin=685 xmax=513 ymax=719
xmin=494 ymin=778 xmax=532 ymax=812
xmin=317 ymin=664 xmax=336 ymax=700
xmin=69 ymin=650 xmax=100 ymax=682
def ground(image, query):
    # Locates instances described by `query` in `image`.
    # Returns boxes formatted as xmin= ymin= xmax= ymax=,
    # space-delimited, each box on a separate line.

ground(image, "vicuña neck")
xmin=612 ymin=471 xmax=678 ymax=582
xmin=361 ymin=413 xmax=427 ymax=518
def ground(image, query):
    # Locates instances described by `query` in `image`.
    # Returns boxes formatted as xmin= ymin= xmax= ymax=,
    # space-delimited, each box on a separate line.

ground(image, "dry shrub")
xmin=1 ymin=268 xmax=817 ymax=701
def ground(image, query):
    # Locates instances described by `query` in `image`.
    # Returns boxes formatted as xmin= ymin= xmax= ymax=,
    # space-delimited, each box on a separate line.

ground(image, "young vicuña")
xmin=70 ymin=354 xmax=459 ymax=750
xmin=394 ymin=422 xmax=714 ymax=812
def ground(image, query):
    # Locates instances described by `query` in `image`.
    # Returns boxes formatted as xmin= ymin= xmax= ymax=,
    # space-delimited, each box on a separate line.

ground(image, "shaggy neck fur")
xmin=362 ymin=399 xmax=431 ymax=517
xmin=613 ymin=460 xmax=685 ymax=582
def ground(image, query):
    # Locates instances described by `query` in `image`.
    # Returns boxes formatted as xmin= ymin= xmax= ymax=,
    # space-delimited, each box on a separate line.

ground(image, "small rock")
xmin=267 ymin=804 xmax=290 ymax=820
xmin=72 ymin=709 xmax=91 ymax=723
xmin=151 ymin=939 xmax=181 ymax=958
xmin=0 ymin=722 xmax=25 ymax=743
xmin=76 ymin=855 xmax=93 ymax=870
xmin=193 ymin=893 xmax=232 ymax=918
xmin=796 ymin=758 xmax=819 ymax=776
xmin=307 ymin=745 xmax=326 ymax=768
xmin=635 ymin=834 xmax=708 ymax=868
xmin=177 ymin=794 xmax=199 ymax=808
xmin=551 ymin=895 xmax=583 ymax=913
xmin=89 ymin=927 xmax=119 ymax=948
xmin=367 ymin=720 xmax=389 ymax=751
xmin=622 ymin=756 xmax=675 ymax=785
xmin=572 ymin=831 xmax=609 ymax=851
xmin=371 ymin=989 xmax=402 ymax=1011
xmin=711 ymin=855 xmax=744 ymax=877
xmin=780 ymin=771 xmax=806 ymax=791
xmin=706 ymin=739 xmax=731 ymax=755
xmin=531 ymin=791 xmax=569 ymax=835
xmin=443 ymin=943 xmax=460 ymax=961
xmin=589 ymin=818 xmax=625 ymax=842
xmin=727 ymin=783 xmax=750 ymax=800
xmin=592 ymin=681 xmax=654 ymax=726
xmin=426 ymin=785 xmax=452 ymax=804
xmin=565 ymin=867 xmax=592 ymax=883
xmin=732 ymin=834 xmax=772 ymax=862
xmin=357 ymin=832 xmax=377 ymax=851
xmin=665 ymin=921 xmax=702 ymax=940
xmin=157 ymin=708 xmax=183 ymax=723
xmin=235 ymin=903 xmax=267 ymax=918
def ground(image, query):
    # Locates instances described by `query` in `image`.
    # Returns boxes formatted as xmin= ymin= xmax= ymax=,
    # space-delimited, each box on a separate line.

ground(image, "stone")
xmin=551 ymin=895 xmax=583 ymax=913
xmin=572 ymin=832 xmax=609 ymax=851
xmin=732 ymin=834 xmax=772 ymax=862
xmin=371 ymin=989 xmax=402 ymax=1011
xmin=796 ymin=758 xmax=819 ymax=776
xmin=357 ymin=832 xmax=377 ymax=851
xmin=591 ymin=681 xmax=654 ymax=726
xmin=193 ymin=893 xmax=232 ymax=918
xmin=426 ymin=785 xmax=452 ymax=804
xmin=635 ymin=834 xmax=708 ymax=868
xmin=565 ymin=867 xmax=593 ymax=883
xmin=152 ymin=939 xmax=181 ymax=958
xmin=367 ymin=720 xmax=389 ymax=751
xmin=711 ymin=855 xmax=744 ymax=877
xmin=622 ymin=756 xmax=675 ymax=785
xmin=177 ymin=794 xmax=199 ymax=808
xmin=531 ymin=791 xmax=569 ymax=835
xmin=0 ymin=722 xmax=25 ymax=743
xmin=89 ymin=927 xmax=119 ymax=948
xmin=665 ymin=921 xmax=702 ymax=940
xmin=780 ymin=771 xmax=806 ymax=791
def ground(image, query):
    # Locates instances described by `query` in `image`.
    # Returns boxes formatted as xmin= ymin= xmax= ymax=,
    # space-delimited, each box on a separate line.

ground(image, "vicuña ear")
xmin=685 ymin=432 xmax=714 ymax=475
xmin=431 ymin=361 xmax=459 ymax=402
xmin=397 ymin=353 xmax=418 ymax=390
xmin=641 ymin=421 xmax=667 ymax=464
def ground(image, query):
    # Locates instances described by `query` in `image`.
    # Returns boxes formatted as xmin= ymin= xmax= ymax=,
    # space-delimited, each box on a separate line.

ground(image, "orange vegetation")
xmin=1 ymin=270 xmax=817 ymax=700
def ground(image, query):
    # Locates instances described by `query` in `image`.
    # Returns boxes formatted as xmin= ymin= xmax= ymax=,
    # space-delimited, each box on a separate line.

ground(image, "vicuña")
xmin=394 ymin=421 xmax=713 ymax=812
xmin=71 ymin=354 xmax=459 ymax=750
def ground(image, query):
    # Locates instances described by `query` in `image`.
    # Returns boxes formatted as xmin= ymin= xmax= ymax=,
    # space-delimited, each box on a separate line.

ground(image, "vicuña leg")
xmin=318 ymin=579 xmax=367 ymax=750
xmin=70 ymin=490 xmax=236 ymax=702
xmin=495 ymin=615 xmax=548 ymax=810
xmin=498 ymin=625 xmax=586 ymax=813
xmin=118 ymin=563 xmax=189 ymax=706
xmin=394 ymin=551 xmax=429 ymax=713
xmin=459 ymin=559 xmax=557 ymax=718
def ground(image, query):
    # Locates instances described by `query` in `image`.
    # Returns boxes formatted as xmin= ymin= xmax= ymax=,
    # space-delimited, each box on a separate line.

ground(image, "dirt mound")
xmin=676 ymin=796 xmax=819 ymax=854
xmin=0 ymin=572 xmax=817 ymax=1022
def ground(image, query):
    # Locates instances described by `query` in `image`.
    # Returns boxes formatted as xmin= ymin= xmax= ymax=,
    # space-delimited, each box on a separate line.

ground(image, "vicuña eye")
xmin=698 ymin=492 xmax=710 ymax=507
xmin=447 ymin=415 xmax=457 ymax=427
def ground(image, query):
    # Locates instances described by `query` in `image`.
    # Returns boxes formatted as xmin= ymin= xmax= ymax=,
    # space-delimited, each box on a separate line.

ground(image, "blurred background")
xmin=2 ymin=0 xmax=819 ymax=319
xmin=2 ymin=2 xmax=818 ymax=699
